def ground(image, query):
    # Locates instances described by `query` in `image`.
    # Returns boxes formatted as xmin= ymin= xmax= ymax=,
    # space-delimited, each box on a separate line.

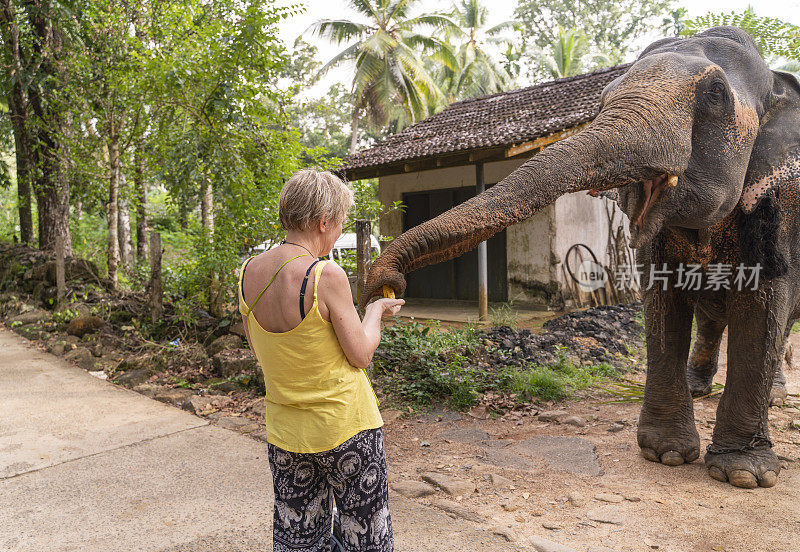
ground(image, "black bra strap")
xmin=299 ymin=259 xmax=321 ymax=319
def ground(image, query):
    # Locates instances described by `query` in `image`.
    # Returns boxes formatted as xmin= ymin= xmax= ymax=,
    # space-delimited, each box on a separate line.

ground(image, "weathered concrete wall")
xmin=552 ymin=192 xmax=630 ymax=301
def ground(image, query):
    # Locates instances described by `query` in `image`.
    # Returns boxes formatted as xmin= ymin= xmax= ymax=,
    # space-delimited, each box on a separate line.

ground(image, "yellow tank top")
xmin=238 ymin=256 xmax=383 ymax=453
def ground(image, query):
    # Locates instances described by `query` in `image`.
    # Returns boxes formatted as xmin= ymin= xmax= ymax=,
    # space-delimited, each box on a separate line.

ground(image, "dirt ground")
xmin=381 ymin=331 xmax=800 ymax=552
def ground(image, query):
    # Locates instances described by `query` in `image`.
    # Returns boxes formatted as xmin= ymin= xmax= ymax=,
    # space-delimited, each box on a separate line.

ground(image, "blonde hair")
xmin=279 ymin=169 xmax=354 ymax=231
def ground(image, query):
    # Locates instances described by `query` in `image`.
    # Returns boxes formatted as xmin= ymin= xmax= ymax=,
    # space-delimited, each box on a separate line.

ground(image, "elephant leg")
xmin=705 ymin=288 xmax=787 ymax=489
xmin=769 ymin=324 xmax=792 ymax=406
xmin=686 ymin=301 xmax=727 ymax=397
xmin=638 ymin=286 xmax=700 ymax=466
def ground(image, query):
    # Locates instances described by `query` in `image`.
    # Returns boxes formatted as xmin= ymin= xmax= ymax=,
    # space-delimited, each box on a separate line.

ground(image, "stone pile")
xmin=482 ymin=302 xmax=643 ymax=366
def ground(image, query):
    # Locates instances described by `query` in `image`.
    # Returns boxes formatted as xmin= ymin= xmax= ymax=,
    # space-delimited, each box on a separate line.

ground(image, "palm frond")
xmin=308 ymin=19 xmax=370 ymax=44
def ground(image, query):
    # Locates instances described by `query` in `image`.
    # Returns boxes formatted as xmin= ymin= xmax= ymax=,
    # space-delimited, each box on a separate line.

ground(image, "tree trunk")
xmin=117 ymin=183 xmax=133 ymax=272
xmin=349 ymin=108 xmax=360 ymax=155
xmin=134 ymin=149 xmax=148 ymax=264
xmin=200 ymin=181 xmax=214 ymax=234
xmin=24 ymin=0 xmax=72 ymax=255
xmin=1 ymin=0 xmax=33 ymax=243
xmin=107 ymin=137 xmax=121 ymax=288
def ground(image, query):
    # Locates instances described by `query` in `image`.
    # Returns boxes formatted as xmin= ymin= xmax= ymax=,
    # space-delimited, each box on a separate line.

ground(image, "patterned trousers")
xmin=268 ymin=428 xmax=394 ymax=552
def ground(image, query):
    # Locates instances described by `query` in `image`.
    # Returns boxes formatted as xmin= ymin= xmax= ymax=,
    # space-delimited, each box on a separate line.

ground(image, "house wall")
xmin=552 ymin=192 xmax=630 ymax=300
xmin=376 ymin=158 xmax=627 ymax=308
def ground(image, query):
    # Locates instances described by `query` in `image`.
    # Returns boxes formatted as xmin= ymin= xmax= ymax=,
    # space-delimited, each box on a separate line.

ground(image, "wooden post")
xmin=55 ymin=235 xmax=65 ymax=305
xmin=356 ymin=219 xmax=371 ymax=314
xmin=476 ymin=163 xmax=488 ymax=322
xmin=148 ymin=231 xmax=163 ymax=322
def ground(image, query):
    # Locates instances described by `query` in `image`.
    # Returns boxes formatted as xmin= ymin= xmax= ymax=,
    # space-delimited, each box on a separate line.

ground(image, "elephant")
xmin=361 ymin=26 xmax=800 ymax=489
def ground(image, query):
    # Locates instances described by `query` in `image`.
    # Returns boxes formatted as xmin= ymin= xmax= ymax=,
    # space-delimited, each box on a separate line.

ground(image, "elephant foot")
xmin=769 ymin=382 xmax=788 ymax=407
xmin=705 ymin=447 xmax=781 ymax=488
xmin=638 ymin=421 xmax=701 ymax=466
xmin=686 ymin=368 xmax=714 ymax=398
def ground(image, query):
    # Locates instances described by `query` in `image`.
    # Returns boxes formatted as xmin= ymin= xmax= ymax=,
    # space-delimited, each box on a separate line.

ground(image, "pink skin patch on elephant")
xmin=741 ymin=156 xmax=800 ymax=214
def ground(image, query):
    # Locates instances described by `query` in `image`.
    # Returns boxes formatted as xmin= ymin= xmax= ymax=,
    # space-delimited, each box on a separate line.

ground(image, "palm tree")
xmin=309 ymin=0 xmax=459 ymax=153
xmin=536 ymin=26 xmax=610 ymax=80
xmin=442 ymin=0 xmax=518 ymax=100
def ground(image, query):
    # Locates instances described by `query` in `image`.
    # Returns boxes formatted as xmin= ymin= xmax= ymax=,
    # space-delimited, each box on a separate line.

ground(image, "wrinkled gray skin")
xmin=364 ymin=27 xmax=800 ymax=488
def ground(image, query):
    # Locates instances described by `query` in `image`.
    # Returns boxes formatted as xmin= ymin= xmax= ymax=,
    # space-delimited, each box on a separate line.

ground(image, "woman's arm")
xmin=321 ymin=262 xmax=404 ymax=369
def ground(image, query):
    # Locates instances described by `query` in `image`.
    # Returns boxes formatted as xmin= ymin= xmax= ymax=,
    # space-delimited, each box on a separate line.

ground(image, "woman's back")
xmin=240 ymin=248 xmax=331 ymax=333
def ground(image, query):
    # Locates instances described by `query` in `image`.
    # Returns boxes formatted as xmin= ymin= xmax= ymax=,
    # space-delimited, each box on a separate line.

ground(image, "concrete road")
xmin=0 ymin=328 xmax=520 ymax=552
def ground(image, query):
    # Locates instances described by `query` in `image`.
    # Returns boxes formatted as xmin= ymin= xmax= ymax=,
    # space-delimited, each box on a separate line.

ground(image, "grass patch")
xmin=374 ymin=320 xmax=625 ymax=411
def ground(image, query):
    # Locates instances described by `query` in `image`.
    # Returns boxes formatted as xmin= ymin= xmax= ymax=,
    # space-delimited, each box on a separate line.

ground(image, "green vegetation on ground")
xmin=373 ymin=320 xmax=622 ymax=412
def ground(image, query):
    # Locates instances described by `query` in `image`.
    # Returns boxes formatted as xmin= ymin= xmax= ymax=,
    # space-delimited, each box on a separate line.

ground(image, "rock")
xmin=113 ymin=368 xmax=150 ymax=387
xmin=430 ymin=499 xmax=484 ymax=523
xmin=567 ymin=491 xmax=585 ymax=507
xmin=587 ymin=507 xmax=624 ymax=525
xmin=542 ymin=522 xmax=562 ymax=530
xmin=212 ymin=348 xmax=257 ymax=378
xmin=8 ymin=310 xmax=45 ymax=325
xmin=488 ymin=473 xmax=513 ymax=488
xmin=500 ymin=498 xmax=519 ymax=512
xmin=229 ymin=321 xmax=247 ymax=338
xmin=48 ymin=342 xmax=66 ymax=356
xmin=207 ymin=380 xmax=240 ymax=395
xmin=216 ymin=416 xmax=261 ymax=431
xmin=64 ymin=347 xmax=96 ymax=370
xmin=789 ymin=419 xmax=800 ymax=431
xmin=538 ymin=410 xmax=569 ymax=423
xmin=490 ymin=526 xmax=517 ymax=542
xmin=421 ymin=472 xmax=476 ymax=497
xmin=563 ymin=416 xmax=586 ymax=427
xmin=133 ymin=383 xmax=167 ymax=399
xmin=513 ymin=436 xmax=603 ymax=476
xmin=594 ymin=493 xmax=624 ymax=503
xmin=247 ymin=399 xmax=266 ymax=418
xmin=479 ymin=447 xmax=536 ymax=470
xmin=206 ymin=334 xmax=243 ymax=357
xmin=66 ymin=315 xmax=104 ymax=338
xmin=528 ymin=535 xmax=581 ymax=552
xmin=391 ymin=480 xmax=436 ymax=498
xmin=153 ymin=388 xmax=194 ymax=407
xmin=608 ymin=423 xmax=625 ymax=432
xmin=436 ymin=427 xmax=491 ymax=444
xmin=182 ymin=395 xmax=216 ymax=414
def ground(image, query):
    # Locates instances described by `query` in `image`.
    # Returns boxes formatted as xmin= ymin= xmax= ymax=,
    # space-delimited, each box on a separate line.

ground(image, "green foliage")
xmin=310 ymin=0 xmax=461 ymax=141
xmin=534 ymin=26 xmax=611 ymax=80
xmin=502 ymin=347 xmax=619 ymax=403
xmin=682 ymin=8 xmax=800 ymax=60
xmin=52 ymin=307 xmax=80 ymax=325
xmin=375 ymin=321 xmax=621 ymax=410
xmin=428 ymin=0 xmax=518 ymax=102
xmin=489 ymin=300 xmax=520 ymax=329
xmin=374 ymin=320 xmax=485 ymax=409
xmin=513 ymin=0 xmax=672 ymax=78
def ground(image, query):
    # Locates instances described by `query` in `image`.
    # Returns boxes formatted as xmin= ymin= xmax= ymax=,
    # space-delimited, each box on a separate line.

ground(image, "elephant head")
xmin=361 ymin=26 xmax=800 ymax=307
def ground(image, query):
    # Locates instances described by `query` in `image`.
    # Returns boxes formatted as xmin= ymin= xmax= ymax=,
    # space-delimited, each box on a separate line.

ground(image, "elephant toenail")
xmin=708 ymin=466 xmax=728 ymax=482
xmin=661 ymin=451 xmax=684 ymax=466
xmin=759 ymin=471 xmax=778 ymax=488
xmin=728 ymin=469 xmax=758 ymax=489
xmin=641 ymin=448 xmax=659 ymax=462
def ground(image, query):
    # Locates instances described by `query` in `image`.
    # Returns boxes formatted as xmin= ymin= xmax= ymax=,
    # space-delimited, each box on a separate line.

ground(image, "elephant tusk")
xmin=667 ymin=174 xmax=679 ymax=188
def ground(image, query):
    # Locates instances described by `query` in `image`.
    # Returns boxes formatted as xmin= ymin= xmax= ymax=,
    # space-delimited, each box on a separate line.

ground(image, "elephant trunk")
xmin=361 ymin=110 xmax=689 ymax=308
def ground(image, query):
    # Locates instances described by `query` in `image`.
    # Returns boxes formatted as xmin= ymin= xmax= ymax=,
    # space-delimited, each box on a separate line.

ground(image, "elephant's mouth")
xmin=633 ymin=172 xmax=678 ymax=231
xmin=620 ymin=171 xmax=679 ymax=248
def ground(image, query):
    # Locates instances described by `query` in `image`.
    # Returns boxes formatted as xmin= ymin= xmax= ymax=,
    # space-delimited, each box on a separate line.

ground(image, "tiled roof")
xmin=345 ymin=64 xmax=630 ymax=172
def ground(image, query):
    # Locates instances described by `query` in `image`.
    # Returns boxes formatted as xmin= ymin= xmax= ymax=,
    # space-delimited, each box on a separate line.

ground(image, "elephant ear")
xmin=740 ymin=70 xmax=800 ymax=215
xmin=738 ymin=70 xmax=800 ymax=279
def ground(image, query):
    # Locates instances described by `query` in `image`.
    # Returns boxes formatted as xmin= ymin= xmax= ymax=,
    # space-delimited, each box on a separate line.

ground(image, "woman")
xmin=238 ymin=169 xmax=404 ymax=552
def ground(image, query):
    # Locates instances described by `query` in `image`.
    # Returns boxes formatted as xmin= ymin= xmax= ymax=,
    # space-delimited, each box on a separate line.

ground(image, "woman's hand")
xmin=367 ymin=298 xmax=405 ymax=318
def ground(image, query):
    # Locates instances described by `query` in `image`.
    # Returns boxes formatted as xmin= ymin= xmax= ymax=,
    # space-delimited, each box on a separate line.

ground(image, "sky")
xmin=274 ymin=0 xmax=800 ymax=98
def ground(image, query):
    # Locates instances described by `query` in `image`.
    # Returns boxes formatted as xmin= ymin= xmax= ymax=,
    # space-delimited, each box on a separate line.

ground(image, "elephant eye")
xmin=705 ymin=81 xmax=726 ymax=102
